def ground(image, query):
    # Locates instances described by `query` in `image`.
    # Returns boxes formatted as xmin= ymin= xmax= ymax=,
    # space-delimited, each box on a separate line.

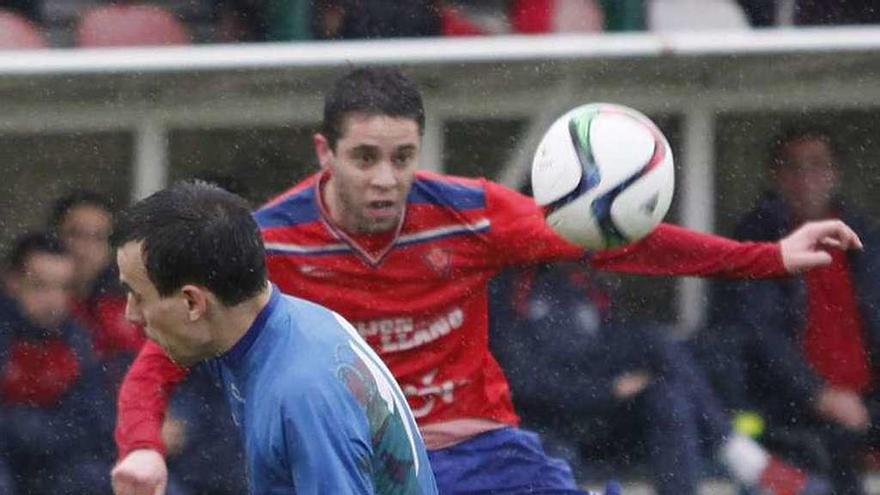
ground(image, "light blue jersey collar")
xmin=220 ymin=285 xmax=281 ymax=368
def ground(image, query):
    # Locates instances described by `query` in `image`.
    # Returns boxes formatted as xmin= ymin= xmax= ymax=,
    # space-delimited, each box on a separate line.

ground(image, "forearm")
xmin=116 ymin=340 xmax=189 ymax=459
xmin=592 ymin=223 xmax=786 ymax=278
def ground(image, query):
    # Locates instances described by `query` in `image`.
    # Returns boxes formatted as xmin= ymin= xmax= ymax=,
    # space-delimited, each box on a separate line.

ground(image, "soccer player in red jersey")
xmin=111 ymin=67 xmax=862 ymax=495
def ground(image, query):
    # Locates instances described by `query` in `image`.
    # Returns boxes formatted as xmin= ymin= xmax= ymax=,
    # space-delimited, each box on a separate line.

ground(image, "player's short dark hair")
xmin=111 ymin=180 xmax=267 ymax=307
xmin=49 ymin=190 xmax=114 ymax=230
xmin=769 ymin=126 xmax=838 ymax=170
xmin=321 ymin=66 xmax=425 ymax=149
xmin=6 ymin=231 xmax=67 ymax=274
xmin=193 ymin=173 xmax=252 ymax=204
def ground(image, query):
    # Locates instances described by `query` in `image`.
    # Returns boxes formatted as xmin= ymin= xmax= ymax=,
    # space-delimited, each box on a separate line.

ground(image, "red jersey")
xmin=116 ymin=170 xmax=786 ymax=457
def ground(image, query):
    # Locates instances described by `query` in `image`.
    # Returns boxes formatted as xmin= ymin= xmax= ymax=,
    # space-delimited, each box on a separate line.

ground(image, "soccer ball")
xmin=531 ymin=103 xmax=675 ymax=250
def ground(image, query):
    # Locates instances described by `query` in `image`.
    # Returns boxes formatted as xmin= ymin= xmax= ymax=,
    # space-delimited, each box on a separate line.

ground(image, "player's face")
xmin=775 ymin=138 xmax=838 ymax=220
xmin=316 ymin=113 xmax=420 ymax=234
xmin=117 ymin=241 xmax=211 ymax=367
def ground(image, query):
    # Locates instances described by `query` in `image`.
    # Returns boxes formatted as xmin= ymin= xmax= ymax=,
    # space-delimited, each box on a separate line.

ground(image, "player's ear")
xmin=180 ymin=285 xmax=207 ymax=322
xmin=314 ymin=133 xmax=333 ymax=171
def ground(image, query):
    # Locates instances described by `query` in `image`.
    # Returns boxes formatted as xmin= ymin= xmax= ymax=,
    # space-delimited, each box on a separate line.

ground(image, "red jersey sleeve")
xmin=483 ymin=180 xmax=584 ymax=266
xmin=592 ymin=223 xmax=787 ymax=278
xmin=115 ymin=340 xmax=189 ymax=459
xmin=482 ymin=180 xmax=786 ymax=278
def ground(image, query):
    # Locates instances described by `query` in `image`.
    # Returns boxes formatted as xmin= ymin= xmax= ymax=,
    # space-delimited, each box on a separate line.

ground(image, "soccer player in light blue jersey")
xmin=111 ymin=180 xmax=437 ymax=495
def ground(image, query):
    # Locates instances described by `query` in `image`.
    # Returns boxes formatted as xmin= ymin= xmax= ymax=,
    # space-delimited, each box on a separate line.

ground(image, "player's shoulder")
xmin=263 ymin=308 xmax=340 ymax=385
xmin=266 ymin=304 xmax=359 ymax=399
xmin=409 ymin=171 xmax=492 ymax=210
xmin=274 ymin=293 xmax=337 ymax=328
xmin=254 ymin=174 xmax=321 ymax=229
xmin=274 ymin=294 xmax=356 ymax=345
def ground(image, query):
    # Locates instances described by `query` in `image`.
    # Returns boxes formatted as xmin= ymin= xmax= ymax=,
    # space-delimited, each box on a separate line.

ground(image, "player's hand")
xmin=815 ymin=386 xmax=869 ymax=432
xmin=779 ymin=220 xmax=863 ymax=273
xmin=111 ymin=449 xmax=168 ymax=495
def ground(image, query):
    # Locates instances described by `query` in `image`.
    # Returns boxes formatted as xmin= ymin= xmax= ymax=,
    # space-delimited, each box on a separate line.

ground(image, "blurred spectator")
xmin=74 ymin=2 xmax=190 ymax=47
xmin=490 ymin=262 xmax=829 ymax=495
xmin=439 ymin=0 xmax=510 ymax=36
xmin=439 ymin=0 xmax=603 ymax=36
xmin=310 ymin=0 xmax=440 ymax=40
xmin=51 ymin=191 xmax=143 ymax=386
xmin=737 ymin=0 xmax=880 ymax=26
xmin=509 ymin=0 xmax=604 ymax=34
xmin=0 ymin=7 xmax=46 ymax=48
xmin=699 ymin=127 xmax=880 ymax=494
xmin=0 ymin=232 xmax=115 ymax=494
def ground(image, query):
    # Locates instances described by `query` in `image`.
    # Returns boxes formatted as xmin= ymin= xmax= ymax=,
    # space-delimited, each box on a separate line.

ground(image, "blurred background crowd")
xmin=2 ymin=1 xmax=880 ymax=494
xmin=1 ymin=0 xmax=880 ymax=49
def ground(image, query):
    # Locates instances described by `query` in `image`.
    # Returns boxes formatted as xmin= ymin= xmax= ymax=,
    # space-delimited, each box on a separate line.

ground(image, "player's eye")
xmin=392 ymin=151 xmax=414 ymax=167
xmin=351 ymin=149 xmax=377 ymax=167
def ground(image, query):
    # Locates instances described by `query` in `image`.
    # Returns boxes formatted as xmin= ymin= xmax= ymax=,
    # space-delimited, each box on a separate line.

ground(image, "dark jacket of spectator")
xmin=0 ymin=292 xmax=115 ymax=485
xmin=489 ymin=263 xmax=620 ymax=419
xmin=709 ymin=192 xmax=880 ymax=412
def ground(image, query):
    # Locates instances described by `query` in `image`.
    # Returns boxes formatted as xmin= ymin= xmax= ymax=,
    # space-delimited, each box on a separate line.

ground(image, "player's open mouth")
xmin=367 ymin=200 xmax=397 ymax=218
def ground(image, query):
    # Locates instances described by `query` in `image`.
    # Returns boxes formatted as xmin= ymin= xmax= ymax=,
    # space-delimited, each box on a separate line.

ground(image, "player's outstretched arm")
xmin=591 ymin=220 xmax=861 ymax=279
xmin=592 ymin=223 xmax=787 ymax=278
xmin=115 ymin=340 xmax=189 ymax=459
xmin=111 ymin=449 xmax=167 ymax=495
xmin=779 ymin=219 xmax=863 ymax=273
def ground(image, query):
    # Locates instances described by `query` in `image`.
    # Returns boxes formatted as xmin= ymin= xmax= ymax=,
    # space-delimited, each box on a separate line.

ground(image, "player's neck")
xmin=212 ymin=284 xmax=273 ymax=356
xmin=320 ymin=174 xmax=352 ymax=232
xmin=320 ymin=174 xmax=371 ymax=235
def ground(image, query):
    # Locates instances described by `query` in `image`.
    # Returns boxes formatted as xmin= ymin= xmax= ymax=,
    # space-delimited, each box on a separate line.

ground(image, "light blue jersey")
xmin=205 ymin=287 xmax=437 ymax=494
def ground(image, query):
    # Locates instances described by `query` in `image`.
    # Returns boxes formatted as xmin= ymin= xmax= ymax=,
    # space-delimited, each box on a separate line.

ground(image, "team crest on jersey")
xmin=423 ymin=247 xmax=452 ymax=277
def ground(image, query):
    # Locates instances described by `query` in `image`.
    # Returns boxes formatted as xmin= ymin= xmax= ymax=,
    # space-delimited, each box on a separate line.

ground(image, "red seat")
xmin=0 ymin=10 xmax=48 ymax=49
xmin=75 ymin=4 xmax=190 ymax=47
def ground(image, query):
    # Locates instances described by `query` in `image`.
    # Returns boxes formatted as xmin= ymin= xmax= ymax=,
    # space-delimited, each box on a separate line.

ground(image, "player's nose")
xmin=371 ymin=161 xmax=397 ymax=189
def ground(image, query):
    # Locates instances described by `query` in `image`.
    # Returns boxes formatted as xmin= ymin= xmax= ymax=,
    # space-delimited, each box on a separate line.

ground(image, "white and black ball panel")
xmin=610 ymin=138 xmax=674 ymax=242
xmin=546 ymin=192 xmax=604 ymax=248
xmin=531 ymin=114 xmax=585 ymax=207
xmin=589 ymin=110 xmax=656 ymax=196
xmin=530 ymin=103 xmax=675 ymax=250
